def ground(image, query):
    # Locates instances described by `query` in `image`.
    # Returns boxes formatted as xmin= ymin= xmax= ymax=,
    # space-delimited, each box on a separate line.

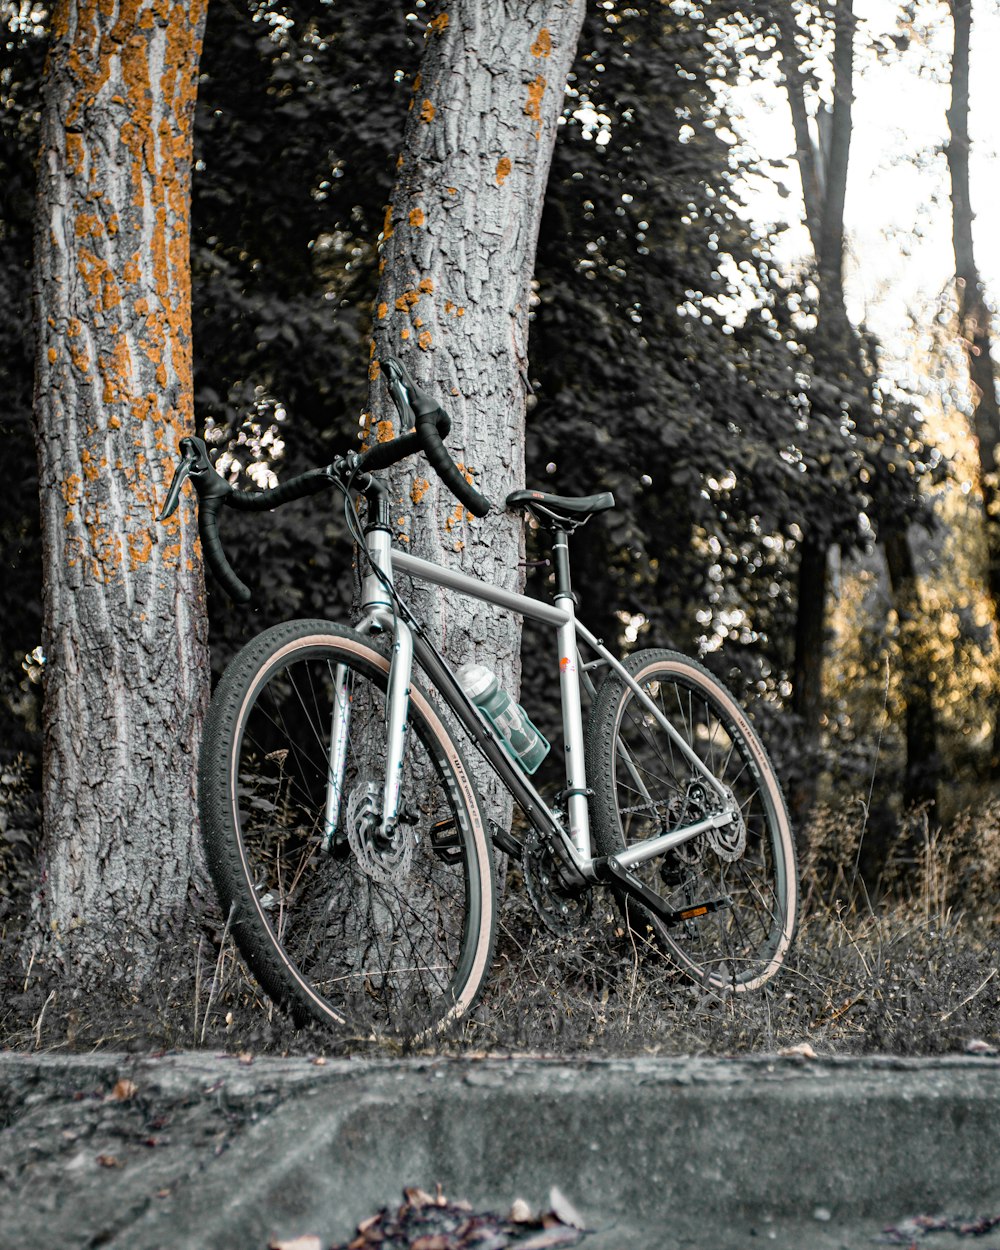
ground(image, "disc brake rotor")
xmin=522 ymin=831 xmax=592 ymax=937
xmin=347 ymin=781 xmax=414 ymax=885
xmin=705 ymin=787 xmax=747 ymax=862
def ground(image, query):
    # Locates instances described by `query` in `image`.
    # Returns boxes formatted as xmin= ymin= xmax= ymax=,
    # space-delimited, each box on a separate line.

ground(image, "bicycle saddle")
xmin=506 ymin=488 xmax=616 ymax=528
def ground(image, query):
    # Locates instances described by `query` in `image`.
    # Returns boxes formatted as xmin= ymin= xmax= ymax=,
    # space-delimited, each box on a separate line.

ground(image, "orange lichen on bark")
xmin=429 ymin=13 xmax=449 ymax=33
xmin=531 ymin=28 xmax=552 ymax=58
xmin=496 ymin=156 xmax=512 ymax=186
xmin=401 ymin=328 xmax=411 ymax=340
xmin=525 ymin=75 xmax=547 ymax=138
xmin=395 ymin=290 xmax=421 ymax=312
xmin=61 ymin=474 xmax=83 ymax=516
xmin=420 ymin=99 xmax=435 ymax=124
xmin=127 ymin=527 xmax=154 ymax=569
xmin=418 ymin=278 xmax=434 ymax=294
xmin=369 ymin=359 xmax=381 ymax=381
xmin=47 ymin=348 xmax=57 ymax=364
xmin=376 ymin=420 xmax=394 ymax=443
xmin=377 ymin=302 xmax=389 ymax=319
xmin=444 ymin=502 xmax=464 ymax=532
xmin=382 ymin=206 xmax=394 ymax=241
xmin=98 ymin=334 xmax=132 ymax=408
xmin=418 ymin=330 xmax=433 ymax=350
xmin=411 ymin=477 xmax=430 ymax=504
xmin=409 ymin=207 xmax=425 ymax=228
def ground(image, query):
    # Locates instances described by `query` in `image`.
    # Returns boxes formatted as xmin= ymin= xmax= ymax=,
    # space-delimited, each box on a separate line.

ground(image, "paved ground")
xmin=1 ymin=1051 xmax=998 ymax=1249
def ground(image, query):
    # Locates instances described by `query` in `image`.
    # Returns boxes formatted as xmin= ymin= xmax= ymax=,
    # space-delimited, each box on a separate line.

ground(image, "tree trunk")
xmin=946 ymin=0 xmax=1000 ymax=763
xmin=367 ymin=1 xmax=585 ymax=819
xmin=789 ymin=535 xmax=827 ymax=816
xmin=33 ymin=0 xmax=210 ymax=982
xmin=777 ymin=3 xmax=859 ymax=813
xmin=779 ymin=1 xmax=941 ymax=826
xmin=883 ymin=531 xmax=940 ymax=814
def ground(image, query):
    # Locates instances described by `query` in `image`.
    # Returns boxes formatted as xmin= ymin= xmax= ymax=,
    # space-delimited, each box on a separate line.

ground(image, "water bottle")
xmin=456 ymin=663 xmax=550 ymax=774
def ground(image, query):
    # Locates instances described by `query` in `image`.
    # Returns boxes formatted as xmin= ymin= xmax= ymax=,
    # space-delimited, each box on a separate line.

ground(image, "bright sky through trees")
xmin=731 ymin=0 xmax=1000 ymax=351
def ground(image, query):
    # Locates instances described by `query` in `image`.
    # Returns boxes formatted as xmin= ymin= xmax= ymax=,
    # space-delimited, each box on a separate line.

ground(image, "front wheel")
xmin=586 ymin=649 xmax=797 ymax=992
xmin=199 ymin=619 xmax=497 ymax=1039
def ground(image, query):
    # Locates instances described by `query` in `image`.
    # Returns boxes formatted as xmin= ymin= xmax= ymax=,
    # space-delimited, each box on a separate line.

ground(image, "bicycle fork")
xmin=323 ymin=496 xmax=414 ymax=847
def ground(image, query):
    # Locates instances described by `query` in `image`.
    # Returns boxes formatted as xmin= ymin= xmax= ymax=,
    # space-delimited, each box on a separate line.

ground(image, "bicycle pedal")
xmin=489 ymin=821 xmax=523 ymax=859
xmin=597 ymin=857 xmax=731 ymax=925
xmin=430 ymin=817 xmax=464 ymax=864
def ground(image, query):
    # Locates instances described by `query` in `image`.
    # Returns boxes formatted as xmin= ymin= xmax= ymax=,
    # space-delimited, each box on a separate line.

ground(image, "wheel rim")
xmin=230 ymin=640 xmax=484 ymax=1035
xmin=612 ymin=663 xmax=793 ymax=990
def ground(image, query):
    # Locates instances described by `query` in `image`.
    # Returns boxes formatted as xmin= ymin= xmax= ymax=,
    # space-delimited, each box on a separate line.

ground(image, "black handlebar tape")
xmin=199 ymin=494 xmax=252 ymax=604
xmin=357 ymin=430 xmax=424 ymax=473
xmin=416 ymin=405 xmax=493 ymax=517
xmin=224 ymin=467 xmax=333 ymax=513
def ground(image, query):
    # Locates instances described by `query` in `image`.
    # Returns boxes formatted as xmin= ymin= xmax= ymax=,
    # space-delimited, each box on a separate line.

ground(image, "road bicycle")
xmin=161 ymin=357 xmax=798 ymax=1038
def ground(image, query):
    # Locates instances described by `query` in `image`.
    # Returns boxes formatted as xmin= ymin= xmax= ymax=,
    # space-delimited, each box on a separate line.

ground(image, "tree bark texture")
xmin=367 ymin=2 xmax=586 ymax=815
xmin=946 ymin=0 xmax=1000 ymax=630
xmin=33 ymin=0 xmax=210 ymax=980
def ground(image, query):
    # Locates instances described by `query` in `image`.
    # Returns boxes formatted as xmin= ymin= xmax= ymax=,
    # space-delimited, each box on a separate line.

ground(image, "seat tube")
xmin=552 ymin=531 xmax=591 ymax=859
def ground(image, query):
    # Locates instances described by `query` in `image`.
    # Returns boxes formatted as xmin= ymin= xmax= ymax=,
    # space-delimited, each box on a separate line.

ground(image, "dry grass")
xmin=1 ymin=802 xmax=997 ymax=1058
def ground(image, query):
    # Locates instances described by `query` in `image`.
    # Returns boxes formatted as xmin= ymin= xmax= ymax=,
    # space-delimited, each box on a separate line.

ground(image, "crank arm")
xmin=596 ymin=856 xmax=732 ymax=926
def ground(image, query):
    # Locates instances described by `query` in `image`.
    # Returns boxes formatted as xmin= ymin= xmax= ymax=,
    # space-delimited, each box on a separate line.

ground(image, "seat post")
xmin=551 ymin=527 xmax=574 ymax=603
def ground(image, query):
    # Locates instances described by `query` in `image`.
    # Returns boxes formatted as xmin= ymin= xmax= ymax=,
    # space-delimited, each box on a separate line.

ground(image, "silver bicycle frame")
xmin=330 ymin=535 xmax=737 ymax=879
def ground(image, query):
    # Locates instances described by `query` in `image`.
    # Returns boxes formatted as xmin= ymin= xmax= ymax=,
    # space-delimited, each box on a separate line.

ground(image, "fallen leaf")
xmin=238 ymin=1052 xmax=254 ymax=1066
xmin=548 ymin=1187 xmax=586 ymax=1230
xmin=509 ymin=1198 xmax=533 ymax=1223
xmin=268 ymin=1237 xmax=324 ymax=1250
xmin=312 ymin=1056 xmax=327 ymax=1066
xmin=109 ymin=1078 xmax=137 ymax=1101
xmin=965 ymin=1038 xmax=998 ymax=1055
xmin=778 ymin=1041 xmax=818 ymax=1060
xmin=96 ymin=1154 xmax=121 ymax=1168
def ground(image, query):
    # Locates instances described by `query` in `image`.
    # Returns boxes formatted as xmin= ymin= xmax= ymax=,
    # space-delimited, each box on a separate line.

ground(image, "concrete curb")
xmin=2 ymin=1052 xmax=998 ymax=1249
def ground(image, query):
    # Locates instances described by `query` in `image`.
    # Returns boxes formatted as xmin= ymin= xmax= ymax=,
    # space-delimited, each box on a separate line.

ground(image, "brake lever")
xmin=382 ymin=357 xmax=417 ymax=429
xmin=159 ymin=437 xmax=231 ymax=520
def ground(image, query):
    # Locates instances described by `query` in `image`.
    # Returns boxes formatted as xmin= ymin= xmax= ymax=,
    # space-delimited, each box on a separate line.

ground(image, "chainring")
xmin=347 ymin=781 xmax=414 ymax=885
xmin=522 ymin=831 xmax=592 ymax=937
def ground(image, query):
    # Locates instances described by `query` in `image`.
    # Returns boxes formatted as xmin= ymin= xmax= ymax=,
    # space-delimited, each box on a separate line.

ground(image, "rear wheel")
xmin=587 ymin=649 xmax=797 ymax=992
xmin=199 ymin=619 xmax=496 ymax=1038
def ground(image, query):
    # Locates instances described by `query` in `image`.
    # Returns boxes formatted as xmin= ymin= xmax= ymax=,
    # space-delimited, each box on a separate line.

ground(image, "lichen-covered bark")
xmin=367 ymin=2 xmax=585 ymax=817
xmin=32 ymin=0 xmax=209 ymax=980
